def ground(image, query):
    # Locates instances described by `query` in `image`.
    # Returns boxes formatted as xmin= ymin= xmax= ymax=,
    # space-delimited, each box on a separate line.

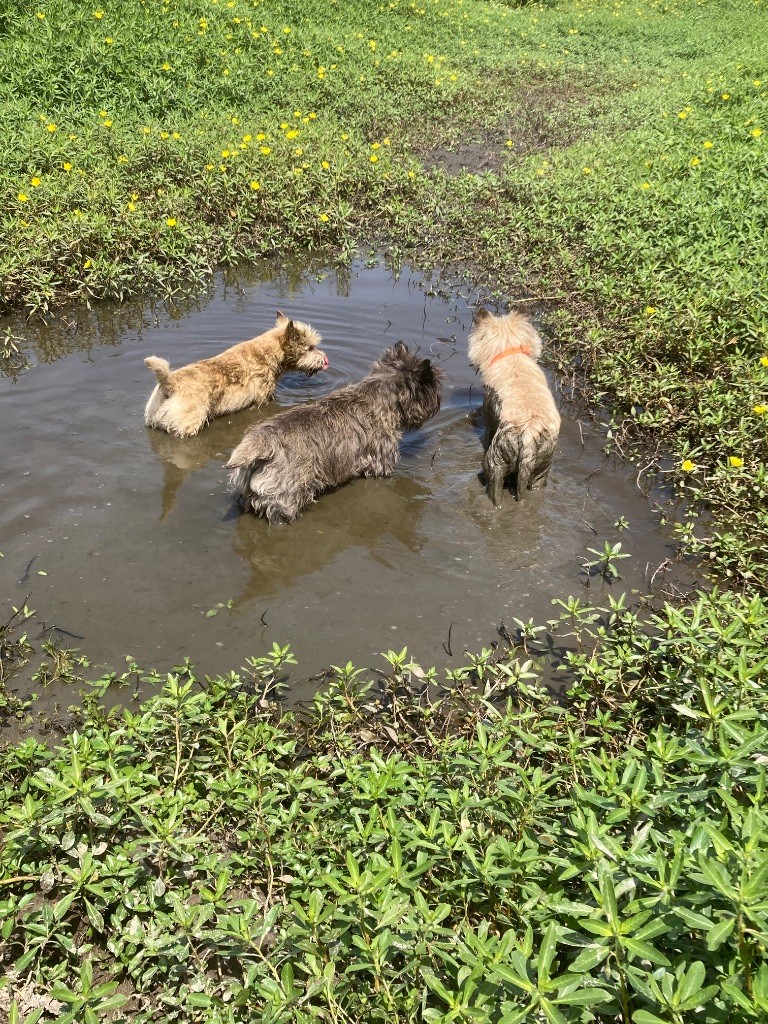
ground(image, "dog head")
xmin=468 ymin=307 xmax=543 ymax=367
xmin=377 ymin=342 xmax=444 ymax=429
xmin=275 ymin=311 xmax=329 ymax=375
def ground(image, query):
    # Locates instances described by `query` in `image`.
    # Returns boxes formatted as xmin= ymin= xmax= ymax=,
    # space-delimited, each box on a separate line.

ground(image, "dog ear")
xmin=379 ymin=342 xmax=407 ymax=366
xmin=473 ymin=306 xmax=490 ymax=324
xmin=284 ymin=320 xmax=301 ymax=345
xmin=420 ymin=358 xmax=444 ymax=384
xmin=275 ymin=310 xmax=289 ymax=326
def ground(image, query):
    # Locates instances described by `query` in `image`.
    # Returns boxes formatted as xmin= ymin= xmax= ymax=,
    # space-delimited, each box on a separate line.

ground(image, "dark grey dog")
xmin=227 ymin=342 xmax=443 ymax=523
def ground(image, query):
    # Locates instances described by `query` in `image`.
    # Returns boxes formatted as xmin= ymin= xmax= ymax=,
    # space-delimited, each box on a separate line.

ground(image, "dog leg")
xmin=483 ymin=452 xmax=505 ymax=506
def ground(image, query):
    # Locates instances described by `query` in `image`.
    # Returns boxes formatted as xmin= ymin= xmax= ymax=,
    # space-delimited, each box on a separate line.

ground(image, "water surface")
xmin=1 ymin=261 xmax=679 ymax=699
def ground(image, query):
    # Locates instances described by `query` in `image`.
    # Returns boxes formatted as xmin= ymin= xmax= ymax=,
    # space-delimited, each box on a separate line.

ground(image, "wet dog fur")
xmin=144 ymin=312 xmax=328 ymax=437
xmin=227 ymin=342 xmax=443 ymax=523
xmin=468 ymin=307 xmax=560 ymax=504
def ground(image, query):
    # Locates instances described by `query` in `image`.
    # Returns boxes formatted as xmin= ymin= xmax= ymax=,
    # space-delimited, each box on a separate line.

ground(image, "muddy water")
xmin=1 ymin=261 xmax=679 ymax=701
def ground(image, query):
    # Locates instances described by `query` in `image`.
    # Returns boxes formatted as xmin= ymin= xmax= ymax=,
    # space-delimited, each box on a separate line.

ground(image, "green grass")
xmin=2 ymin=593 xmax=768 ymax=1023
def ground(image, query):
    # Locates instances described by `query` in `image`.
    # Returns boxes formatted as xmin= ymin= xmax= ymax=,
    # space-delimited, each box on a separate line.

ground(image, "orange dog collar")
xmin=488 ymin=345 xmax=532 ymax=367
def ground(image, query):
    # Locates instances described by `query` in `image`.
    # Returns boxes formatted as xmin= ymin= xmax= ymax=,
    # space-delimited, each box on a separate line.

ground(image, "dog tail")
xmin=227 ymin=430 xmax=279 ymax=502
xmin=145 ymin=357 xmax=175 ymax=397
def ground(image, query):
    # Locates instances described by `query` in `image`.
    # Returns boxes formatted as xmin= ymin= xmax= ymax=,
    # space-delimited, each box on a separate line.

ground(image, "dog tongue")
xmin=322 ymin=354 xmax=329 ymax=369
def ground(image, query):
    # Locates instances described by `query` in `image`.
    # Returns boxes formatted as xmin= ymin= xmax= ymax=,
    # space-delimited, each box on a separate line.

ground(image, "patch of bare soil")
xmin=418 ymin=79 xmax=609 ymax=176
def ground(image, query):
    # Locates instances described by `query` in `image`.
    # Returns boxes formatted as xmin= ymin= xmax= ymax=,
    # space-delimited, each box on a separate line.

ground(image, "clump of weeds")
xmin=1 ymin=588 xmax=768 ymax=1022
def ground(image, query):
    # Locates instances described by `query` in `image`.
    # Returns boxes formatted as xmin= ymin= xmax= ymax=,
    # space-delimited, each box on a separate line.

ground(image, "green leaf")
xmin=554 ymin=987 xmax=612 ymax=1006
xmin=676 ymin=960 xmax=706 ymax=1007
xmin=569 ymin=944 xmax=610 ymax=973
xmin=537 ymin=922 xmax=559 ymax=984
xmin=706 ymin=917 xmax=735 ymax=950
xmin=622 ymin=937 xmax=670 ymax=966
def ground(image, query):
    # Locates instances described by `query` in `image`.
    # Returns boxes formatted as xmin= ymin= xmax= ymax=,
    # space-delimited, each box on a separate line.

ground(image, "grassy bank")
xmin=2 ymin=593 xmax=768 ymax=1022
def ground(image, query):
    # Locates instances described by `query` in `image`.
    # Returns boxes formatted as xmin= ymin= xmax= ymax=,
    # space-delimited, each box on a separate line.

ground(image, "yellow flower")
xmin=117 ymin=155 xmax=128 ymax=163
xmin=283 ymin=26 xmax=291 ymax=33
xmin=755 ymin=80 xmax=763 ymax=87
xmin=103 ymin=119 xmax=113 ymax=127
xmin=645 ymin=306 xmax=657 ymax=315
xmin=131 ymin=193 xmax=138 ymax=201
xmin=162 ymin=62 xmax=171 ymax=71
xmin=678 ymin=110 xmax=688 ymax=119
xmin=322 ymin=160 xmax=330 ymax=169
xmin=753 ymin=405 xmax=767 ymax=415
xmin=166 ymin=217 xmax=177 ymax=227
xmin=308 ymin=112 xmax=317 ymax=120
xmin=160 ymin=131 xmax=169 ymax=139
xmin=36 ymin=11 xmax=45 ymax=18
xmin=17 ymin=192 xmax=29 ymax=202
xmin=242 ymin=134 xmax=252 ymax=143
xmin=341 ymin=132 xmax=349 ymax=141
xmin=370 ymin=154 xmax=379 ymax=162
xmin=221 ymin=149 xmax=230 ymax=157
xmin=722 ymin=93 xmax=730 ymax=100
xmin=690 ymin=157 xmax=700 ymax=166
xmin=293 ymin=110 xmax=302 ymax=118
xmin=259 ymin=146 xmax=271 ymax=155
xmin=728 ymin=456 xmax=743 ymax=468
xmin=104 ymin=36 xmax=114 ymax=44
xmin=31 ymin=176 xmax=41 ymax=187
xmin=250 ymin=180 xmax=260 ymax=189
xmin=703 ymin=140 xmax=713 ymax=149
xmin=582 ymin=167 xmax=592 ymax=174
xmin=641 ymin=182 xmax=651 ymax=189
xmin=681 ymin=459 xmax=696 ymax=472
xmin=143 ymin=126 xmax=151 ymax=135
xmin=205 ymin=163 xmax=214 ymax=170
xmin=256 ymin=132 xmax=266 ymax=141
xmin=319 ymin=213 xmax=329 ymax=222
xmin=94 ymin=9 xmax=104 ymax=18
xmin=504 ymin=140 xmax=514 ymax=147
xmin=752 ymin=128 xmax=763 ymax=137
xmin=63 ymin=162 xmax=72 ymax=171
xmin=127 ymin=202 xmax=136 ymax=211
xmin=47 ymin=123 xmax=56 ymax=132
xmin=84 ymin=259 xmax=92 ymax=268
xmin=761 ymin=356 xmax=768 ymax=366
xmin=371 ymin=142 xmax=381 ymax=150
xmin=172 ymin=132 xmax=180 ymax=140
xmin=285 ymin=129 xmax=299 ymax=139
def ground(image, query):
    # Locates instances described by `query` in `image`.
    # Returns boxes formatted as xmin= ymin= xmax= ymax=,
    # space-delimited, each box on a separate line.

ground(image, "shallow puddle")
xmin=1 ymin=261 xmax=681 ymax=702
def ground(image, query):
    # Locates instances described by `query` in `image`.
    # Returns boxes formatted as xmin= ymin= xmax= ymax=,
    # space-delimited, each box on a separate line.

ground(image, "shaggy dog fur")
xmin=227 ymin=342 xmax=443 ymax=524
xmin=468 ymin=307 xmax=561 ymax=504
xmin=144 ymin=312 xmax=328 ymax=437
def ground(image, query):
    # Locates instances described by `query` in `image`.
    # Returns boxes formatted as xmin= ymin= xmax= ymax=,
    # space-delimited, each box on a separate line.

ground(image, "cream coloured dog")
xmin=468 ymin=307 xmax=560 ymax=504
xmin=144 ymin=312 xmax=328 ymax=437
